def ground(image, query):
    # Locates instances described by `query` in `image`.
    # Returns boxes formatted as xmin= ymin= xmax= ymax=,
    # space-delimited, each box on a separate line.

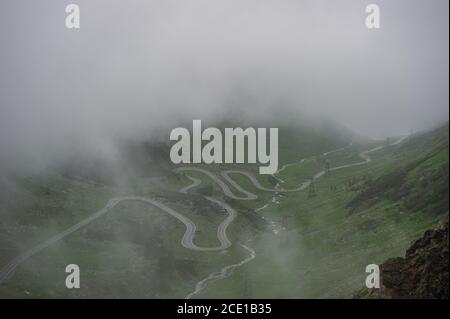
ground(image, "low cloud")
xmin=0 ymin=0 xmax=448 ymax=175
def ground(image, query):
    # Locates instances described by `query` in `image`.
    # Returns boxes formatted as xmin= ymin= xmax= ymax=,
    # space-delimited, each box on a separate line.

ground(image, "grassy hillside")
xmin=0 ymin=122 xmax=447 ymax=298
xmin=194 ymin=124 xmax=448 ymax=298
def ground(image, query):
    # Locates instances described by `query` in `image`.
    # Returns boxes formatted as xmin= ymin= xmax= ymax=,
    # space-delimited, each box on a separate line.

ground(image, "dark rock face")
xmin=355 ymin=222 xmax=449 ymax=299
xmin=381 ymin=222 xmax=449 ymax=299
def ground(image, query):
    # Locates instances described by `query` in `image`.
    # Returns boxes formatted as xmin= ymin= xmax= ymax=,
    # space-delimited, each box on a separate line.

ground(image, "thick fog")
xmin=0 ymin=0 xmax=448 ymax=174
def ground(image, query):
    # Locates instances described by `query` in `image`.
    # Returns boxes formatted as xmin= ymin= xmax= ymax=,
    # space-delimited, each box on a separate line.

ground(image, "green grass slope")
xmin=195 ymin=124 xmax=448 ymax=298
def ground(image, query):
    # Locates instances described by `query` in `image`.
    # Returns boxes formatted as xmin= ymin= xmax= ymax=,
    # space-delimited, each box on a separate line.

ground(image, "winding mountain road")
xmin=0 ymin=194 xmax=236 ymax=284
xmin=0 ymin=135 xmax=408 ymax=289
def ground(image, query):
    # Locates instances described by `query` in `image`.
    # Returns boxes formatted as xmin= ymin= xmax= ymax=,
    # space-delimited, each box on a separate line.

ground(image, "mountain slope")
xmin=347 ymin=124 xmax=449 ymax=217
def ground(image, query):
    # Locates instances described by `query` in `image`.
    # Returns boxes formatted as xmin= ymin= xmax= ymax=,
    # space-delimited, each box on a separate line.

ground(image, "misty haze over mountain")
xmin=0 ymin=0 xmax=448 ymax=175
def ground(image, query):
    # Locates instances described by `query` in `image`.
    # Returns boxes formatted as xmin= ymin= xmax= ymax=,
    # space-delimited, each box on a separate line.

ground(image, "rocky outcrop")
xmin=356 ymin=221 xmax=449 ymax=299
